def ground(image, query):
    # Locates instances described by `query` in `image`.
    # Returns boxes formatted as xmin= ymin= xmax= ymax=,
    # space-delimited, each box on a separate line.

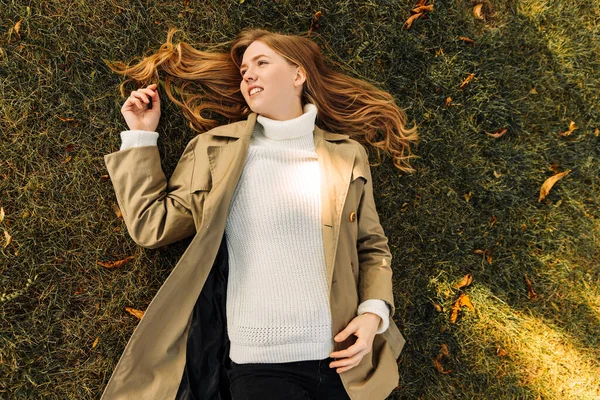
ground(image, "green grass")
xmin=1 ymin=0 xmax=599 ymax=399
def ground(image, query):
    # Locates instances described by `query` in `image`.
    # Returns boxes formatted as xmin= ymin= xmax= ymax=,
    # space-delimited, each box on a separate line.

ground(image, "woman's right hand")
xmin=121 ymin=83 xmax=161 ymax=132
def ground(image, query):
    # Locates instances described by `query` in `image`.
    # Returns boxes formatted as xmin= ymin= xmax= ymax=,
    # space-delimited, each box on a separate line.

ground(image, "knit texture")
xmin=225 ymin=103 xmax=333 ymax=363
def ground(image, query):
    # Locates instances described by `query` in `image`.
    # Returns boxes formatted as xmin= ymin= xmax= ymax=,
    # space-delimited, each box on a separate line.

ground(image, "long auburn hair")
xmin=105 ymin=27 xmax=418 ymax=172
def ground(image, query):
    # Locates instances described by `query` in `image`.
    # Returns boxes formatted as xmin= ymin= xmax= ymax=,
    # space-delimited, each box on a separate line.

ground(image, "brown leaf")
xmin=56 ymin=116 xmax=75 ymax=122
xmin=92 ymin=337 xmax=99 ymax=349
xmin=112 ymin=203 xmax=122 ymax=219
xmin=14 ymin=18 xmax=22 ymax=36
xmin=415 ymin=0 xmax=427 ymax=7
xmin=473 ymin=249 xmax=492 ymax=264
xmin=445 ymin=97 xmax=452 ymax=107
xmin=538 ymin=170 xmax=571 ymax=202
xmin=524 ymin=274 xmax=537 ymax=300
xmin=558 ymin=121 xmax=577 ymax=137
xmin=485 ymin=128 xmax=507 ymax=138
xmin=412 ymin=5 xmax=433 ymax=14
xmin=450 ymin=303 xmax=459 ymax=323
xmin=125 ymin=307 xmax=145 ymax=319
xmin=430 ymin=299 xmax=443 ymax=312
xmin=440 ymin=343 xmax=450 ymax=357
xmin=459 ymin=36 xmax=475 ymax=45
xmin=74 ymin=287 xmax=83 ymax=295
xmin=458 ymin=73 xmax=475 ymax=90
xmin=453 ymin=274 xmax=473 ymax=289
xmin=62 ymin=155 xmax=72 ymax=164
xmin=100 ymin=174 xmax=109 ymax=180
xmin=3 ymin=229 xmax=11 ymax=248
xmin=404 ymin=12 xmax=424 ymax=29
xmin=458 ymin=293 xmax=475 ymax=312
xmin=97 ymin=256 xmax=134 ymax=269
xmin=548 ymin=163 xmax=560 ymax=173
xmin=490 ymin=215 xmax=497 ymax=228
xmin=308 ymin=11 xmax=322 ymax=36
xmin=433 ymin=344 xmax=453 ymax=374
xmin=473 ymin=3 xmax=484 ymax=19
xmin=496 ymin=345 xmax=508 ymax=357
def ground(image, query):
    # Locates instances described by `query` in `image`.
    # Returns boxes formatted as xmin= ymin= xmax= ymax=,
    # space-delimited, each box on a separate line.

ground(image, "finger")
xmin=330 ymin=350 xmax=367 ymax=371
xmin=335 ymin=362 xmax=359 ymax=373
xmin=129 ymin=96 xmax=143 ymax=109
xmin=329 ymin=354 xmax=358 ymax=368
xmin=129 ymin=94 xmax=149 ymax=110
xmin=330 ymin=340 xmax=367 ymax=359
xmin=334 ymin=323 xmax=357 ymax=343
xmin=132 ymin=91 xmax=150 ymax=104
xmin=138 ymin=88 xmax=155 ymax=98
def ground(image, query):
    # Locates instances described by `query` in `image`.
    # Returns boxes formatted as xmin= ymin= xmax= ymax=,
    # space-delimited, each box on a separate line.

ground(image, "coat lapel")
xmin=313 ymin=126 xmax=356 ymax=293
xmin=206 ymin=113 xmax=356 ymax=294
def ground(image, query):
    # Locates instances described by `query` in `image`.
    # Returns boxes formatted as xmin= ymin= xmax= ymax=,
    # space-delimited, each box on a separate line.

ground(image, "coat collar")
xmin=210 ymin=112 xmax=351 ymax=142
xmin=206 ymin=112 xmax=356 ymax=293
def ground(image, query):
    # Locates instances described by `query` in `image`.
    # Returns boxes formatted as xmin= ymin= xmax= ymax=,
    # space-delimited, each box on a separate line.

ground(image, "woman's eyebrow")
xmin=240 ymin=54 xmax=271 ymax=69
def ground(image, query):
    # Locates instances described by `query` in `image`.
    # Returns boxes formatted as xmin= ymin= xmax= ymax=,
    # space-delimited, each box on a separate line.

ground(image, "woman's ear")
xmin=294 ymin=66 xmax=307 ymax=88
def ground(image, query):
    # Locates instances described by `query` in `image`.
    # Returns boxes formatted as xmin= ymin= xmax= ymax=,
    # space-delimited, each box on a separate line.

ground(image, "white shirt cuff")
xmin=357 ymin=299 xmax=391 ymax=334
xmin=120 ymin=130 xmax=159 ymax=150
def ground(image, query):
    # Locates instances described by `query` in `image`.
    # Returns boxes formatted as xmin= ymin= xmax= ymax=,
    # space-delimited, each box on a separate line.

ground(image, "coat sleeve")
xmin=355 ymin=144 xmax=396 ymax=318
xmin=103 ymin=141 xmax=197 ymax=249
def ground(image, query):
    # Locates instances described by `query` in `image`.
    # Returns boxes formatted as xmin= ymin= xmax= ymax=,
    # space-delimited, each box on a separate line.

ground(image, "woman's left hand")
xmin=329 ymin=312 xmax=381 ymax=373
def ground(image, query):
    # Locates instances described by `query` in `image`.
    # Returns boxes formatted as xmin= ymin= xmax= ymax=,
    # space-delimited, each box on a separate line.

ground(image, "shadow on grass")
xmin=379 ymin=1 xmax=600 ymax=399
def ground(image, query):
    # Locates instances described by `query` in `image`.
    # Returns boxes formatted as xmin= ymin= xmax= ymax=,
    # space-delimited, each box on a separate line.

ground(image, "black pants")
xmin=227 ymin=357 xmax=351 ymax=400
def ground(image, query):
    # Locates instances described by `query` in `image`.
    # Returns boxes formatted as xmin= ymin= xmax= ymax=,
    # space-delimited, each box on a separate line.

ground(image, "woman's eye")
xmin=258 ymin=60 xmax=267 ymax=66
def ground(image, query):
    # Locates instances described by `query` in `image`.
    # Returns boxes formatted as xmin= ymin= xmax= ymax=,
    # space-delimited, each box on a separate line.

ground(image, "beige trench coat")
xmin=102 ymin=112 xmax=406 ymax=399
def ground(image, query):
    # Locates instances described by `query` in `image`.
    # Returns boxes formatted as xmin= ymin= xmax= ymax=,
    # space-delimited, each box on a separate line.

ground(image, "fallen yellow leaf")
xmin=558 ymin=121 xmax=577 ymax=137
xmin=538 ymin=170 xmax=571 ymax=202
xmin=453 ymin=274 xmax=473 ymax=289
xmin=112 ymin=203 xmax=122 ymax=219
xmin=485 ymin=128 xmax=507 ymax=138
xmin=404 ymin=12 xmax=424 ymax=29
xmin=97 ymin=256 xmax=134 ymax=269
xmin=430 ymin=299 xmax=443 ymax=312
xmin=412 ymin=4 xmax=433 ymax=13
xmin=459 ymin=36 xmax=475 ymax=45
xmin=433 ymin=343 xmax=453 ymax=374
xmin=3 ymin=229 xmax=11 ymax=248
xmin=92 ymin=337 xmax=99 ymax=349
xmin=496 ymin=345 xmax=507 ymax=357
xmin=125 ymin=307 xmax=145 ymax=319
xmin=458 ymin=293 xmax=475 ymax=312
xmin=458 ymin=73 xmax=475 ymax=90
xmin=524 ymin=274 xmax=538 ymax=300
xmin=473 ymin=3 xmax=484 ymax=19
xmin=14 ymin=18 xmax=22 ymax=36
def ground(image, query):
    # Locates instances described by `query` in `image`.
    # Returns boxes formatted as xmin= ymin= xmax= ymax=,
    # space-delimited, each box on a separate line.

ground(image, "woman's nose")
xmin=243 ymin=69 xmax=257 ymax=82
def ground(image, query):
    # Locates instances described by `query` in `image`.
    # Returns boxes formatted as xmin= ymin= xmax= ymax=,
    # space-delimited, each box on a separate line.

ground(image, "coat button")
xmin=349 ymin=211 xmax=356 ymax=222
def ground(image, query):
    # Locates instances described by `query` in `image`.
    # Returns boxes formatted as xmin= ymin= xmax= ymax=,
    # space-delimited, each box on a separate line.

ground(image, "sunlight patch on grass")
xmin=460 ymin=286 xmax=600 ymax=400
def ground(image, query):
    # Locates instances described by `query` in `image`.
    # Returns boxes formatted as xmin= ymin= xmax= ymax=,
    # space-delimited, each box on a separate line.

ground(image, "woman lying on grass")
xmin=102 ymin=27 xmax=418 ymax=400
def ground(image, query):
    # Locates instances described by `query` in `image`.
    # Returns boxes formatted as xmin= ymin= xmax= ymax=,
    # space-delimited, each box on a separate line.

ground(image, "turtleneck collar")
xmin=256 ymin=103 xmax=318 ymax=140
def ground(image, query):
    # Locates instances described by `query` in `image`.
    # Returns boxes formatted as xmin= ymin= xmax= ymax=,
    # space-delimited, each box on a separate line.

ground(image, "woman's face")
xmin=239 ymin=40 xmax=306 ymax=121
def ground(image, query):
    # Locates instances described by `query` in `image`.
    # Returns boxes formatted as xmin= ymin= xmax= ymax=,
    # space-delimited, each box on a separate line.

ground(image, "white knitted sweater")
xmin=119 ymin=103 xmax=390 ymax=363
